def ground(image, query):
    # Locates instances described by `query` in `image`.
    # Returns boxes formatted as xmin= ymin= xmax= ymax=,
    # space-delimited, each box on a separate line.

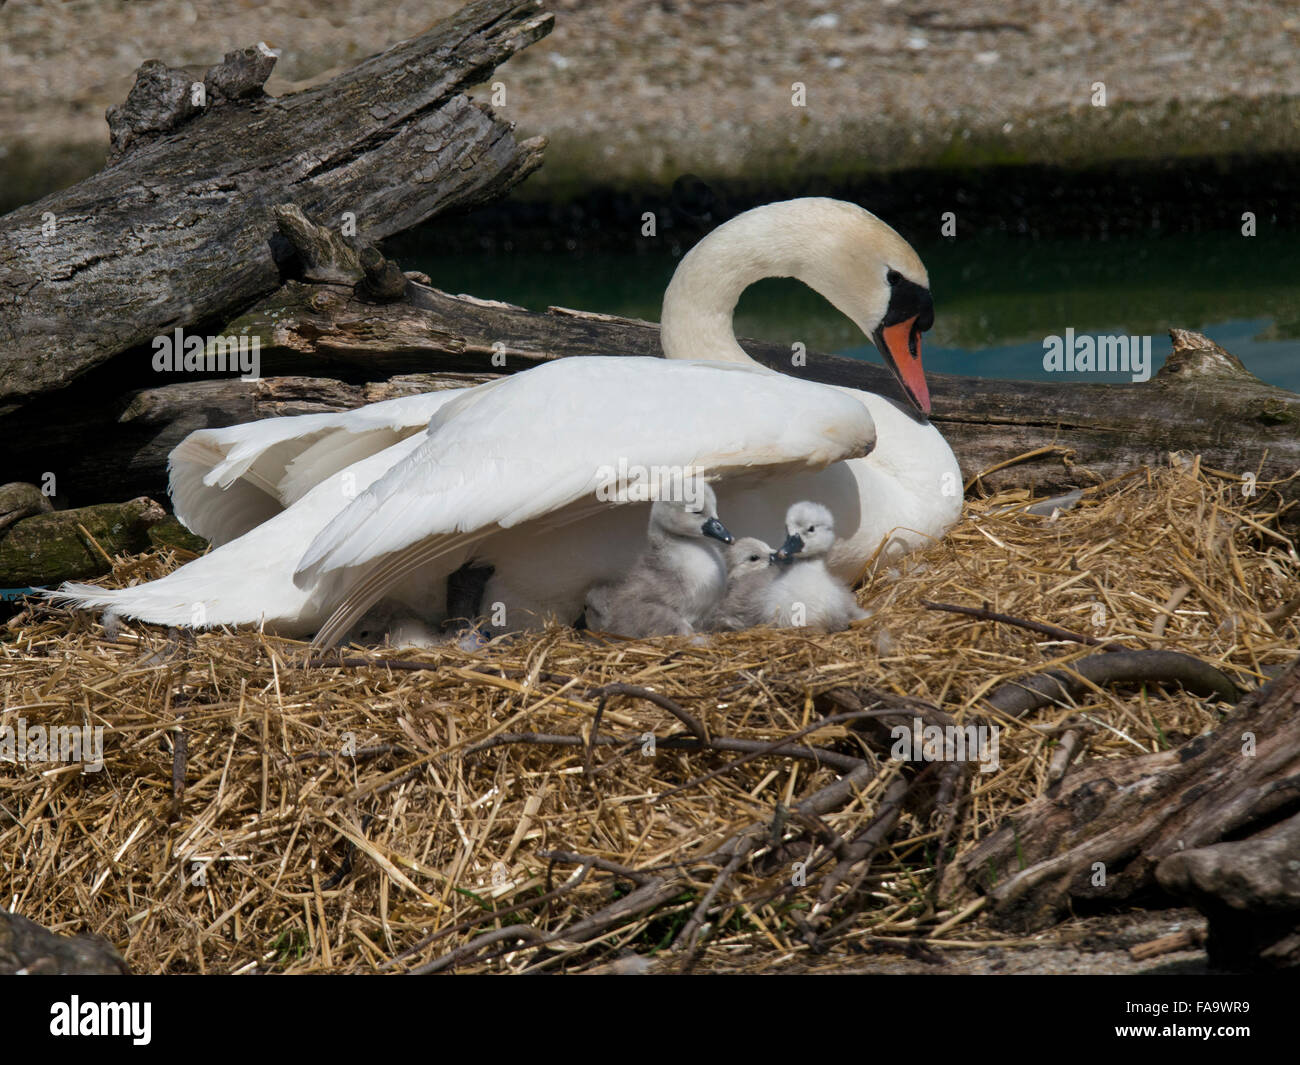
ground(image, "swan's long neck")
xmin=659 ymin=208 xmax=811 ymax=364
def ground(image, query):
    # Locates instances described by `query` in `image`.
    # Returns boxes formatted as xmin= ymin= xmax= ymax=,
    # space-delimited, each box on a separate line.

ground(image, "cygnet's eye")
xmin=807 ymin=525 xmax=816 ymax=533
xmin=748 ymin=553 xmax=761 ymax=562
xmin=886 ymin=269 xmax=902 ymax=286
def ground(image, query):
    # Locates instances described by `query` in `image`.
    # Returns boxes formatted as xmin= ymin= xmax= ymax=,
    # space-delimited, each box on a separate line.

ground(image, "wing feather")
xmin=297 ymin=359 xmax=875 ymax=620
xmin=168 ymin=390 xmax=466 ymax=545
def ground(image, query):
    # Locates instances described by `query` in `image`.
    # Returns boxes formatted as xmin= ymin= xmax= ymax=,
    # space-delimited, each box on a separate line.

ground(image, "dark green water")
xmin=396 ymin=229 xmax=1300 ymax=391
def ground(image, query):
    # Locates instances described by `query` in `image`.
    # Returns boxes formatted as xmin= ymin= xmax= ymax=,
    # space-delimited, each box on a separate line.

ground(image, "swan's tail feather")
xmin=40 ymin=566 xmax=323 ymax=636
xmin=41 ymin=583 xmax=124 ymax=613
xmin=38 ymin=583 xmax=194 ymax=628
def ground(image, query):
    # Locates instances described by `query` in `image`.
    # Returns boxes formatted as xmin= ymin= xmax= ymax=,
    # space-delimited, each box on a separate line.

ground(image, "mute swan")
xmin=768 ymin=501 xmax=869 ymax=632
xmin=705 ymin=536 xmax=778 ymax=632
xmin=48 ymin=198 xmax=961 ymax=644
xmin=583 ymin=481 xmax=734 ymax=637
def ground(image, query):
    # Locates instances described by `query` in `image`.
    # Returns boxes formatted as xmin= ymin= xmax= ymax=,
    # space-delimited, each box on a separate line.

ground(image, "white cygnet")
xmin=768 ymin=501 xmax=869 ymax=632
xmin=346 ymin=602 xmax=439 ymax=649
xmin=706 ymin=537 xmax=779 ymax=631
xmin=584 ymin=481 xmax=734 ymax=637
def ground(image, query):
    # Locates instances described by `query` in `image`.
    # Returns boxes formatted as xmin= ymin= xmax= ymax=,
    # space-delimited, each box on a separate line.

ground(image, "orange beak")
xmin=876 ymin=315 xmax=931 ymax=415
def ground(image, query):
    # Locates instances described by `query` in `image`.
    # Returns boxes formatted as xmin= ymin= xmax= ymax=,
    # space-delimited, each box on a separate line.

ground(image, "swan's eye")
xmin=886 ymin=269 xmax=902 ymax=286
xmin=807 ymin=525 xmax=816 ymax=533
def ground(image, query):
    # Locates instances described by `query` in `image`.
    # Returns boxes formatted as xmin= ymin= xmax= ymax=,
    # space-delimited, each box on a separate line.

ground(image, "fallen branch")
xmin=1128 ymin=927 xmax=1206 ymax=962
xmin=463 ymin=729 xmax=864 ymax=775
xmin=588 ymin=682 xmax=709 ymax=743
xmin=0 ymin=0 xmax=552 ymax=408
xmin=984 ymin=649 xmax=1241 ymax=717
xmin=946 ymin=656 xmax=1300 ymax=934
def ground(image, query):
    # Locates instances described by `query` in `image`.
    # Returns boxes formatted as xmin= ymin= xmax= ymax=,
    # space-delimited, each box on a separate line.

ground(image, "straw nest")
xmin=2 ymin=456 xmax=1296 ymax=974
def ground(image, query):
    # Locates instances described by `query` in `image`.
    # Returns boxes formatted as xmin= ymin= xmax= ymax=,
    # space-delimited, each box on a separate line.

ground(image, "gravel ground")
xmin=2 ymin=0 xmax=1299 ymax=205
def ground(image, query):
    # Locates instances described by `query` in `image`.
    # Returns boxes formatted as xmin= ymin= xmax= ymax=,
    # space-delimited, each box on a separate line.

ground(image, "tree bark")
xmin=943 ymin=655 xmax=1300 ymax=948
xmin=0 ymin=909 xmax=129 ymax=975
xmin=0 ymin=0 xmax=552 ymax=412
xmin=1156 ymin=810 xmax=1300 ymax=971
xmin=0 ymin=497 xmax=172 ymax=586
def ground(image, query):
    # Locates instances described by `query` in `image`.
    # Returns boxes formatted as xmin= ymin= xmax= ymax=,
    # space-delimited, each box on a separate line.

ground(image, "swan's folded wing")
xmin=294 ymin=357 xmax=875 ymax=645
xmin=46 ymin=434 xmax=429 ymax=633
xmin=168 ymin=389 xmax=467 ymax=546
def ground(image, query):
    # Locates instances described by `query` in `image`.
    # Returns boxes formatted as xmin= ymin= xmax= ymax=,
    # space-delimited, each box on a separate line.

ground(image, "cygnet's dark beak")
xmin=774 ymin=532 xmax=805 ymax=562
xmin=701 ymin=517 xmax=734 ymax=544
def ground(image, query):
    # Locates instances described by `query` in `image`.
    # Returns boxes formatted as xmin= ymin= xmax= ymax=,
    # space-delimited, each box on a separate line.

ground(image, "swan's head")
xmin=788 ymin=200 xmax=934 ymax=415
xmin=661 ymin=197 xmax=936 ymax=414
xmin=650 ymin=480 xmax=734 ymax=544
xmin=774 ymin=500 xmax=836 ymax=561
xmin=725 ymin=537 xmax=776 ymax=579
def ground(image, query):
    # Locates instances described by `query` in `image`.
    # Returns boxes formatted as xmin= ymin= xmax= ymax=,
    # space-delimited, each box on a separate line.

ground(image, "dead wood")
xmin=945 ymin=656 xmax=1300 ymax=936
xmin=1156 ymin=808 xmax=1300 ymax=970
xmin=984 ymin=649 xmax=1241 ymax=716
xmin=0 ymin=0 xmax=552 ymax=412
xmin=0 ymin=909 xmax=129 ymax=975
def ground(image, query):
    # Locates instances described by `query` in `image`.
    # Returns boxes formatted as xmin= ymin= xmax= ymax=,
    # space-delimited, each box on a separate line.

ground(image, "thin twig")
xmin=382 ymin=862 xmax=595 ymax=971
xmin=168 ymin=720 xmax=187 ymax=824
xmin=653 ymin=708 xmax=896 ymax=802
xmin=673 ymin=827 xmax=764 ymax=961
xmin=584 ymin=693 xmax=608 ymax=777
xmin=921 ymin=599 xmax=1114 ymax=648
xmin=1152 ymin=583 xmax=1192 ymax=638
xmin=412 ymin=924 xmax=549 ymax=974
xmin=587 ymin=682 xmax=708 ymax=742
xmin=464 ymin=730 xmax=862 ymax=774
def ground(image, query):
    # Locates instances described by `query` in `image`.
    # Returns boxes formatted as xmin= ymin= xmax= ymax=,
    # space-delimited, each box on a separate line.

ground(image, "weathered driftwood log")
xmin=14 ymin=290 xmax=1300 ymax=519
xmin=0 ymin=497 xmax=168 ymax=586
xmin=0 ymin=0 xmax=551 ymax=412
xmin=0 ymin=368 xmax=501 ymax=517
xmin=0 ymin=909 xmax=129 ymax=975
xmin=943 ymin=655 xmax=1300 ymax=946
xmin=0 ymin=482 xmax=52 ymax=535
xmin=1157 ymin=810 xmax=1300 ymax=970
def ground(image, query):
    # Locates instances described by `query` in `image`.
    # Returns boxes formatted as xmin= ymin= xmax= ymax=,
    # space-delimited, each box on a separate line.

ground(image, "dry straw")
xmin=1 ymin=457 xmax=1296 ymax=973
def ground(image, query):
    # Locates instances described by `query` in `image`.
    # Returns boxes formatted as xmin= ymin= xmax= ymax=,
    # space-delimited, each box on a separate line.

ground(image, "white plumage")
xmin=767 ymin=502 xmax=870 ymax=632
xmin=46 ymin=198 xmax=962 ymax=646
xmin=705 ymin=537 xmax=778 ymax=632
xmin=583 ymin=481 xmax=734 ymax=637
